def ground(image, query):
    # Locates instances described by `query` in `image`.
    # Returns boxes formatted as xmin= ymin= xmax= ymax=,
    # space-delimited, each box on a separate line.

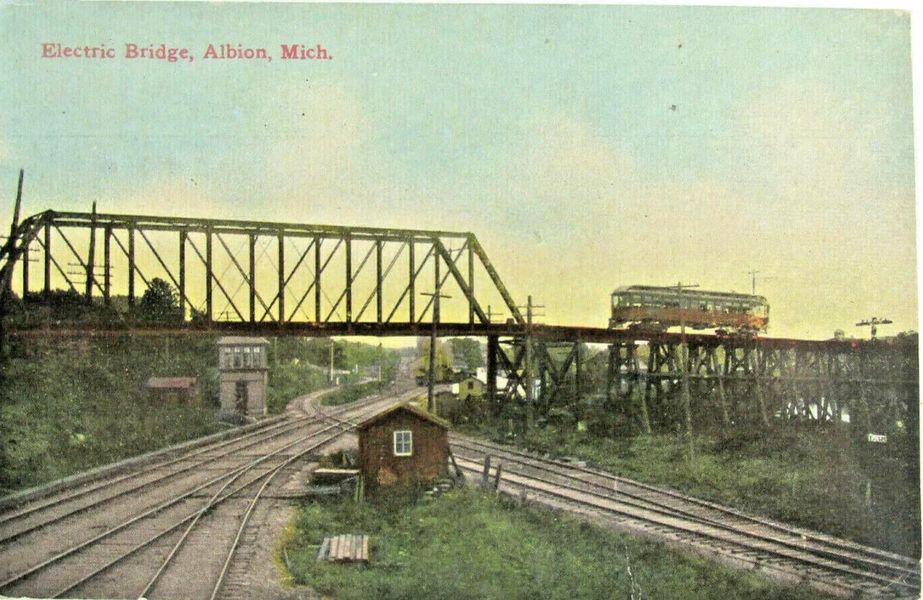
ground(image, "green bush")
xmin=0 ymin=335 xmax=222 ymax=494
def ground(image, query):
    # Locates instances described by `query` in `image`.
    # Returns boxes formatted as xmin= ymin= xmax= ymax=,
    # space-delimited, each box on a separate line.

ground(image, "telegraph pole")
xmin=515 ymin=295 xmax=544 ymax=429
xmin=854 ymin=317 xmax=893 ymax=509
xmin=329 ymin=339 xmax=335 ymax=384
xmin=525 ymin=296 xmax=534 ymax=428
xmin=0 ymin=170 xmax=24 ymax=358
xmin=748 ymin=268 xmax=776 ymax=296
xmin=856 ymin=317 xmax=892 ymax=340
xmin=673 ymin=281 xmax=699 ymax=457
xmin=421 ymin=288 xmax=451 ymax=413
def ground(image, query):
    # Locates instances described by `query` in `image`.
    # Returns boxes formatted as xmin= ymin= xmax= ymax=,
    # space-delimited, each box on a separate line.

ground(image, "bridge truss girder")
xmin=0 ymin=210 xmax=525 ymax=330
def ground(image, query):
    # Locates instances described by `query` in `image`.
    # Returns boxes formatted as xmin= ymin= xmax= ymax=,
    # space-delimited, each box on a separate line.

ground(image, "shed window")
xmin=393 ymin=430 xmax=413 ymax=456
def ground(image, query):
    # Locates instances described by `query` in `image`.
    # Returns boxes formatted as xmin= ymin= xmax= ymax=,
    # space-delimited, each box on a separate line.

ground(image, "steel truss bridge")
xmin=1 ymin=209 xmax=917 ymax=436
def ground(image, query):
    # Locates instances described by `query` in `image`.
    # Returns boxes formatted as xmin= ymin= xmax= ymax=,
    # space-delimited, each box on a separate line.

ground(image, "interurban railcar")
xmin=609 ymin=285 xmax=769 ymax=333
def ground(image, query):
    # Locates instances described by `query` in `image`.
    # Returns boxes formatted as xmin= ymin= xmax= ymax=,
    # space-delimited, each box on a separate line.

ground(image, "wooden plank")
xmin=330 ymin=535 xmax=340 ymax=561
xmin=317 ymin=537 xmax=330 ymax=562
xmin=362 ymin=535 xmax=369 ymax=562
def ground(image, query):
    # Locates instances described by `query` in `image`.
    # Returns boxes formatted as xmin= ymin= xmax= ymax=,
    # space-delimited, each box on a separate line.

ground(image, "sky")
xmin=0 ymin=2 xmax=916 ymax=340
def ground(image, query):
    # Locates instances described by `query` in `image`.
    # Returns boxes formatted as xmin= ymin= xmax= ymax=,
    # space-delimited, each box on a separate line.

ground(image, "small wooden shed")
xmin=357 ymin=403 xmax=449 ymax=488
xmin=145 ymin=377 xmax=198 ymax=403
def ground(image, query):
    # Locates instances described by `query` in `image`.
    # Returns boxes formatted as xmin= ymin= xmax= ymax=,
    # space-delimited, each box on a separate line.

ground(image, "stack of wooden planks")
xmin=316 ymin=534 xmax=369 ymax=563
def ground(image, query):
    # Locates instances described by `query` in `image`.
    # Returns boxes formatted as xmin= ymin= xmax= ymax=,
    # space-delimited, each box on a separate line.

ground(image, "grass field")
xmin=281 ymin=488 xmax=831 ymax=600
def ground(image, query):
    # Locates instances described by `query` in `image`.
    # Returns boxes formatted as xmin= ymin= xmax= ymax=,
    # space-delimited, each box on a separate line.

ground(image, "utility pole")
xmin=525 ymin=295 xmax=534 ymax=428
xmin=0 ymin=170 xmax=24 ymax=358
xmin=485 ymin=304 xmax=498 ymax=324
xmin=856 ymin=317 xmax=892 ymax=340
xmin=748 ymin=268 xmax=777 ymax=296
xmin=673 ymin=281 xmax=699 ymax=458
xmin=515 ymin=295 xmax=544 ymax=429
xmin=421 ymin=288 xmax=451 ymax=413
xmin=329 ymin=339 xmax=335 ymax=384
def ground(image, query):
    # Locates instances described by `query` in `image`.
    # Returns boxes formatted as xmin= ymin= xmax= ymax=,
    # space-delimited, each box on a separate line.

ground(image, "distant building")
xmin=357 ymin=403 xmax=449 ymax=488
xmin=218 ymin=336 xmax=269 ymax=417
xmin=145 ymin=377 xmax=198 ymax=403
xmin=454 ymin=375 xmax=485 ymax=402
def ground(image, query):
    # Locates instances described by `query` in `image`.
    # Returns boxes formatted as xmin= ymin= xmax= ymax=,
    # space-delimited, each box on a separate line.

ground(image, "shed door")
xmin=235 ymin=381 xmax=248 ymax=413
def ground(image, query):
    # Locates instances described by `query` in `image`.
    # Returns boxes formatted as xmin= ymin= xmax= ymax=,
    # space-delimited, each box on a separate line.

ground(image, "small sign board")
xmin=867 ymin=433 xmax=888 ymax=444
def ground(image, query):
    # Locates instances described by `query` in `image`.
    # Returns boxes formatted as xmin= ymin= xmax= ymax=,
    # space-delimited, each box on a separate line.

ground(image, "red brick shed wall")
xmin=358 ymin=409 xmax=448 ymax=488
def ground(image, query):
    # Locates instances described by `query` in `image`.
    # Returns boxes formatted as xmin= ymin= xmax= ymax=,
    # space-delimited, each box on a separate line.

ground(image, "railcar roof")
xmin=611 ymin=285 xmax=767 ymax=303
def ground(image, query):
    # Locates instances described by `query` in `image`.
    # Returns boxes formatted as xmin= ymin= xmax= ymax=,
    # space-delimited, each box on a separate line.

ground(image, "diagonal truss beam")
xmin=4 ymin=210 xmax=528 ymax=326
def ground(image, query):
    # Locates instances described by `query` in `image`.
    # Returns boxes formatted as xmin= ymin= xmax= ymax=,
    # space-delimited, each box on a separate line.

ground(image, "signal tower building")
xmin=217 ymin=336 xmax=270 ymax=417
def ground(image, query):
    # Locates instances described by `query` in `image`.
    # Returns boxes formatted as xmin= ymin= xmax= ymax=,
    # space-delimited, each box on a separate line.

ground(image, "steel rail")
xmin=450 ymin=435 xmax=917 ymax=570
xmin=49 ymin=417 xmax=358 ymax=600
xmin=52 ymin=393 xmax=396 ymax=599
xmin=450 ymin=444 xmax=918 ymax=589
xmin=452 ymin=458 xmax=903 ymax=599
xmin=0 ymin=416 xmax=310 ymax=541
xmin=0 ymin=388 xmax=388 ymax=594
xmin=146 ymin=396 xmax=395 ymax=600
xmin=0 ymin=420 xmax=328 ymax=593
xmin=206 ymin=397 xmax=393 ymax=600
xmin=0 ymin=384 xmax=391 ymax=538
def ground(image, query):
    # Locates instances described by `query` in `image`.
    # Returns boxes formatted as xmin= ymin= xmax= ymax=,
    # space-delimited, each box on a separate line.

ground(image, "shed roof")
xmin=217 ymin=336 xmax=270 ymax=345
xmin=146 ymin=377 xmax=197 ymax=389
xmin=356 ymin=402 xmax=449 ymax=431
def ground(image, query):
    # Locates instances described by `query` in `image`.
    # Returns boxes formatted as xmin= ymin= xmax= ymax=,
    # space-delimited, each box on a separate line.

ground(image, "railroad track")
xmin=449 ymin=435 xmax=920 ymax=600
xmin=0 ymin=385 xmax=406 ymax=599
